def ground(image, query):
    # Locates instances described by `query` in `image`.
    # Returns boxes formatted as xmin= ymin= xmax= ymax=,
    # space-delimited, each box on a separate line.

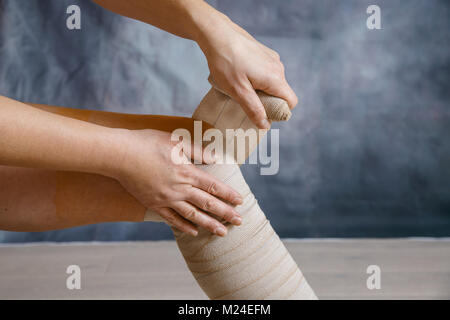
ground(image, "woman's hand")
xmin=113 ymin=129 xmax=243 ymax=237
xmin=196 ymin=14 xmax=298 ymax=129
xmin=92 ymin=0 xmax=296 ymax=129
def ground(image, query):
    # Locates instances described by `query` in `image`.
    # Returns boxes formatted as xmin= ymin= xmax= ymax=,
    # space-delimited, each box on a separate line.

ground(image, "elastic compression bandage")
xmin=144 ymin=81 xmax=317 ymax=300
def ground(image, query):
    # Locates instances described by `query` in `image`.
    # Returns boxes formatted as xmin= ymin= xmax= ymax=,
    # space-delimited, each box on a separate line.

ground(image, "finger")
xmin=182 ymin=140 xmax=216 ymax=165
xmin=171 ymin=201 xmax=230 ymax=236
xmin=231 ymin=79 xmax=271 ymax=129
xmin=262 ymin=77 xmax=298 ymax=110
xmin=186 ymin=188 xmax=242 ymax=226
xmin=189 ymin=167 xmax=243 ymax=205
xmin=155 ymin=207 xmax=198 ymax=237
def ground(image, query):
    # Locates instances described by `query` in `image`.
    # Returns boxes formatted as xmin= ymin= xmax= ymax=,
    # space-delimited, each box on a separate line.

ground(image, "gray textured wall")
xmin=0 ymin=0 xmax=449 ymax=242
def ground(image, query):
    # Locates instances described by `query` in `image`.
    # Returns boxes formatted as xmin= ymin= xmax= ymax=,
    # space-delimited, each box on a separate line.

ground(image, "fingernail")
xmin=214 ymin=226 xmax=227 ymax=237
xmin=231 ymin=216 xmax=242 ymax=226
xmin=258 ymin=118 xmax=270 ymax=129
xmin=189 ymin=229 xmax=198 ymax=237
xmin=234 ymin=197 xmax=243 ymax=205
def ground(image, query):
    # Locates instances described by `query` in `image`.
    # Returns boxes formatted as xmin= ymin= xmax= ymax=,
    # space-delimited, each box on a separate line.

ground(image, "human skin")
xmin=0 ymin=0 xmax=297 ymax=236
xmin=0 ymin=102 xmax=318 ymax=300
xmin=92 ymin=0 xmax=298 ymax=129
xmin=0 ymin=98 xmax=243 ymax=236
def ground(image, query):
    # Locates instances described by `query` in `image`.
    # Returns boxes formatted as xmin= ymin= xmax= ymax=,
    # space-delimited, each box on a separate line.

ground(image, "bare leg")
xmin=0 ymin=105 xmax=208 ymax=231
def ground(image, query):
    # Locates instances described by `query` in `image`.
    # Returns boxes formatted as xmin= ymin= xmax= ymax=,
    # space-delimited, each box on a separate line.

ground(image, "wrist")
xmin=91 ymin=127 xmax=133 ymax=180
xmin=188 ymin=1 xmax=232 ymax=51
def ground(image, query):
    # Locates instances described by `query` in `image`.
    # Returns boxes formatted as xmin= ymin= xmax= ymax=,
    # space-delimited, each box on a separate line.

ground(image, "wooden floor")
xmin=0 ymin=239 xmax=449 ymax=299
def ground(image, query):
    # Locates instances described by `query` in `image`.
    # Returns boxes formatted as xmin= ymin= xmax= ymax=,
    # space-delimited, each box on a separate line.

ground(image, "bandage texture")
xmin=145 ymin=86 xmax=317 ymax=299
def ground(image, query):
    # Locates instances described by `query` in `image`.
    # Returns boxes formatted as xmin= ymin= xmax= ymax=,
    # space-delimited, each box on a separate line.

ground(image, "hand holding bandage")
xmin=145 ymin=82 xmax=317 ymax=300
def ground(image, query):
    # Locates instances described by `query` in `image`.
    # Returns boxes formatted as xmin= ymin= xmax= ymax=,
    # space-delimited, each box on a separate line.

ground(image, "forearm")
xmin=0 ymin=103 xmax=209 ymax=232
xmin=91 ymin=0 xmax=230 ymax=45
xmin=0 ymin=95 xmax=125 ymax=177
xmin=0 ymin=103 xmax=178 ymax=231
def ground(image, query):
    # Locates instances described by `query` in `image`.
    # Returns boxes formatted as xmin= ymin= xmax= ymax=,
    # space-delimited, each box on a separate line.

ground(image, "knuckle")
xmin=271 ymin=69 xmax=283 ymax=82
xmin=209 ymin=222 xmax=220 ymax=233
xmin=203 ymin=199 xmax=214 ymax=211
xmin=272 ymin=61 xmax=284 ymax=76
xmin=292 ymin=94 xmax=299 ymax=107
xmin=178 ymin=165 xmax=193 ymax=181
xmin=227 ymin=191 xmax=237 ymax=202
xmin=270 ymin=49 xmax=280 ymax=60
xmin=155 ymin=190 xmax=170 ymax=203
xmin=232 ymin=83 xmax=250 ymax=97
xmin=221 ymin=189 xmax=234 ymax=202
xmin=207 ymin=182 xmax=217 ymax=195
xmin=164 ymin=212 xmax=176 ymax=225
xmin=185 ymin=208 xmax=197 ymax=220
xmin=223 ymin=209 xmax=234 ymax=222
xmin=183 ymin=184 xmax=196 ymax=196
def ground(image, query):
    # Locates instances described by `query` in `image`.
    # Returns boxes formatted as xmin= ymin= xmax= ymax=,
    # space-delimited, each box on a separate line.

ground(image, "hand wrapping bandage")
xmin=144 ymin=84 xmax=317 ymax=300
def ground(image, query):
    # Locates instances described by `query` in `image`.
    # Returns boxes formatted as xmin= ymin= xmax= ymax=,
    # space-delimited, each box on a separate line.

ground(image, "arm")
xmin=92 ymin=0 xmax=298 ymax=129
xmin=0 ymin=97 xmax=243 ymax=235
xmin=0 ymin=97 xmax=141 ymax=230
xmin=92 ymin=0 xmax=213 ymax=41
xmin=0 ymin=95 xmax=123 ymax=176
xmin=0 ymin=104 xmax=197 ymax=231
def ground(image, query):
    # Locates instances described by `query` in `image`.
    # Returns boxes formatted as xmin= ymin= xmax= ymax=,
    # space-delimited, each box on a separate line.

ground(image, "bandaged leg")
xmin=145 ymin=86 xmax=317 ymax=299
xmin=27 ymin=90 xmax=316 ymax=299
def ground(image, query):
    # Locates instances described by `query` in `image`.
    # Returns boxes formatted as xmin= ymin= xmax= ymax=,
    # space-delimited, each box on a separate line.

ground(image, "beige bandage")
xmin=144 ymin=84 xmax=317 ymax=300
xmin=194 ymin=77 xmax=292 ymax=163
